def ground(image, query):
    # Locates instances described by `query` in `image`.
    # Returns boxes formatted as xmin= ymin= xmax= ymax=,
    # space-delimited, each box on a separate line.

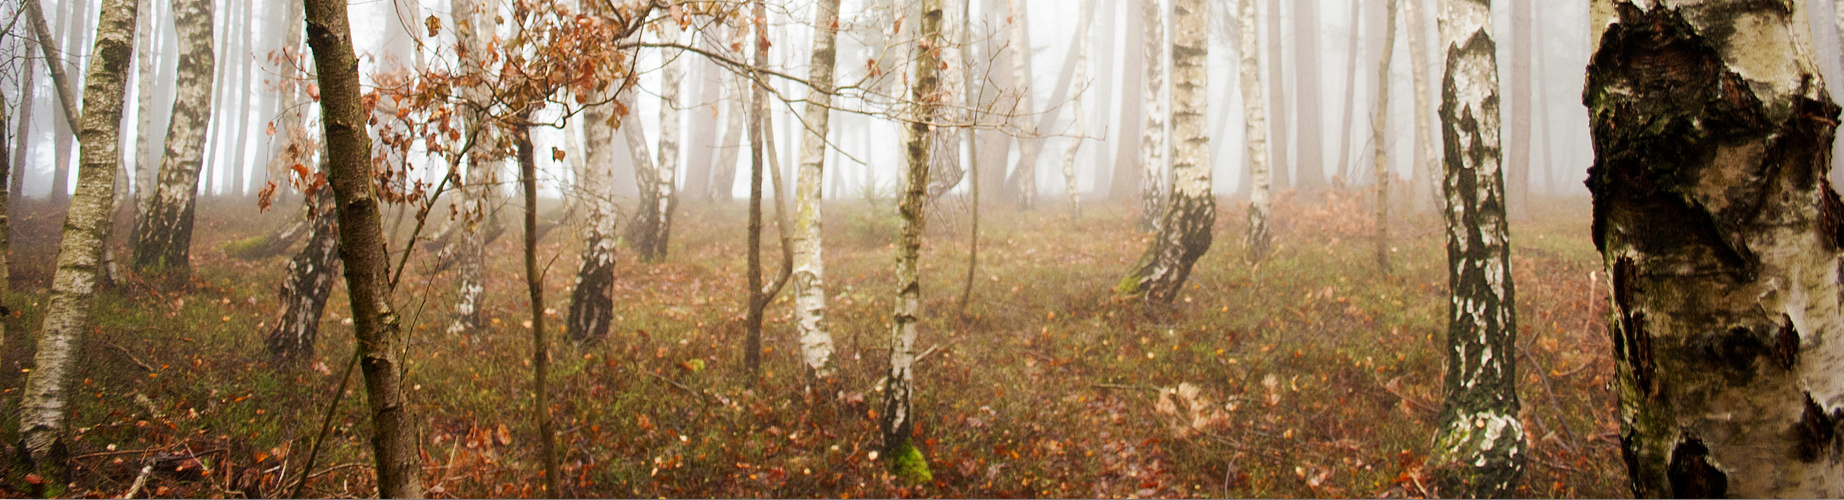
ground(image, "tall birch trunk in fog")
xmin=1334 ymin=0 xmax=1363 ymax=183
xmin=1119 ymin=0 xmax=1211 ymax=305
xmin=46 ymin=0 xmax=87 ymax=203
xmin=1428 ymin=0 xmax=1524 ymax=495
xmin=1266 ymin=0 xmax=1289 ymax=188
xmin=1371 ymin=0 xmax=1397 ymax=271
xmin=711 ymin=80 xmax=745 ymax=202
xmin=565 ymin=98 xmax=621 ymax=342
xmin=1005 ymin=0 xmax=1039 ymax=210
xmin=629 ymin=26 xmax=685 ymax=262
xmin=265 ymin=188 xmax=338 ymax=362
xmin=16 ymin=0 xmax=134 ymax=489
xmin=793 ymin=0 xmax=843 ymax=382
xmin=300 ymin=0 xmax=423 ymax=493
xmin=1058 ymin=0 xmax=1092 ymax=220
xmin=1406 ymin=0 xmax=1437 ymax=213
xmin=130 ymin=0 xmax=158 ymax=201
xmin=1139 ymin=0 xmax=1168 ymax=231
xmin=447 ymin=0 xmax=495 ymax=336
xmin=132 ymin=0 xmax=214 ymax=276
xmin=1587 ymin=1 xmax=1844 ymax=496
xmin=1293 ymin=0 xmax=1324 ymax=191
xmin=0 ymin=98 xmax=12 ymax=350
xmin=1239 ymin=0 xmax=1271 ymax=263
xmin=11 ymin=33 xmax=34 ymax=203
xmin=1504 ymin=0 xmax=1531 ymax=218
xmin=883 ymin=0 xmax=943 ymax=481
xmin=744 ymin=0 xmax=769 ymax=377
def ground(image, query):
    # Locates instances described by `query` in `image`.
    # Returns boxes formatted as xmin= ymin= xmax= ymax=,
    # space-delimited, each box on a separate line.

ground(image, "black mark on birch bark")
xmin=1667 ymin=434 xmax=1727 ymax=499
xmin=1793 ymin=392 xmax=1841 ymax=462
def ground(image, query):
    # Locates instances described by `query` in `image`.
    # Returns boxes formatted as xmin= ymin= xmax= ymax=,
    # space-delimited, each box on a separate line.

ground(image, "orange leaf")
xmin=551 ymin=147 xmax=566 ymax=162
xmin=496 ymin=423 xmax=513 ymax=446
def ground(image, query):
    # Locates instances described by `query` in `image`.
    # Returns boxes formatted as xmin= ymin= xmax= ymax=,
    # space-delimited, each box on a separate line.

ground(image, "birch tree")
xmin=1371 ymin=0 xmax=1398 ymax=271
xmin=1238 ymin=0 xmax=1271 ymax=262
xmin=1119 ymin=0 xmax=1211 ymax=304
xmin=131 ymin=0 xmax=214 ymax=276
xmin=1405 ymin=0 xmax=1437 ymax=213
xmin=300 ymin=0 xmax=423 ymax=493
xmin=15 ymin=0 xmax=135 ymax=489
xmin=1587 ymin=1 xmax=1844 ymax=496
xmin=1139 ymin=0 xmax=1167 ymax=230
xmin=564 ymin=89 xmax=622 ymax=342
xmin=264 ymin=188 xmax=338 ymax=362
xmin=1293 ymin=0 xmax=1324 ymax=191
xmin=446 ymin=0 xmax=497 ymax=336
xmin=11 ymin=33 xmax=34 ymax=203
xmin=1057 ymin=0 xmax=1093 ymax=220
xmin=793 ymin=0 xmax=844 ymax=382
xmin=629 ymin=24 xmax=685 ymax=262
xmin=1265 ymin=0 xmax=1289 ymax=188
xmin=1005 ymin=0 xmax=1039 ymax=210
xmin=882 ymin=0 xmax=943 ymax=483
xmin=1427 ymin=0 xmax=1524 ymax=495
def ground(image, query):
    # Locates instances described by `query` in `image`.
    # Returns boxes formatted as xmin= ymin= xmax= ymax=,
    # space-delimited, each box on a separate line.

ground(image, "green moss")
xmin=889 ymin=440 xmax=932 ymax=484
xmin=221 ymin=235 xmax=274 ymax=259
xmin=1114 ymin=273 xmax=1143 ymax=297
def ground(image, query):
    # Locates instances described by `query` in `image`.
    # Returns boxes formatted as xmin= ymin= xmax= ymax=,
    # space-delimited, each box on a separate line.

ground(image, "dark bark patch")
xmin=1620 ymin=430 xmax=1643 ymax=497
xmin=1792 ymin=392 xmax=1841 ymax=462
xmin=1612 ymin=257 xmax=1656 ymax=398
xmin=1819 ymin=177 xmax=1844 ymax=251
xmin=1667 ymin=434 xmax=1728 ymax=498
xmin=1773 ymin=313 xmax=1799 ymax=371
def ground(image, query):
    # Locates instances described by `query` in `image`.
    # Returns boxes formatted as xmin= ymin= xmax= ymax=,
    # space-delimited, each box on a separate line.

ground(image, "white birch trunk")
xmin=794 ymin=0 xmax=843 ymax=381
xmin=18 ymin=0 xmax=136 ymax=489
xmin=1006 ymin=0 xmax=1039 ymax=210
xmin=883 ymin=0 xmax=943 ymax=482
xmin=130 ymin=0 xmax=214 ymax=275
xmin=1405 ymin=0 xmax=1438 ymax=213
xmin=1139 ymin=0 xmax=1168 ymax=230
xmin=1429 ymin=0 xmax=1525 ymax=495
xmin=1119 ymin=0 xmax=1211 ymax=304
xmin=1238 ymin=0 xmax=1272 ymax=263
xmin=1589 ymin=1 xmax=1844 ymax=496
xmin=446 ymin=0 xmax=497 ymax=336
xmin=1371 ymin=0 xmax=1398 ymax=271
xmin=1058 ymin=0 xmax=1093 ymax=221
xmin=629 ymin=22 xmax=684 ymax=261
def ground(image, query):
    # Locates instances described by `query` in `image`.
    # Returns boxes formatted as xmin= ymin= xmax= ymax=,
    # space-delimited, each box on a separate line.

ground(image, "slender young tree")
xmin=446 ymin=0 xmax=497 ymax=337
xmin=1239 ymin=0 xmax=1271 ymax=262
xmin=130 ymin=0 xmax=159 ymax=200
xmin=511 ymin=117 xmax=560 ymax=497
xmin=132 ymin=0 xmax=215 ymax=276
xmin=1371 ymin=0 xmax=1398 ymax=271
xmin=793 ymin=0 xmax=844 ymax=382
xmin=710 ymin=79 xmax=745 ymax=202
xmin=15 ymin=0 xmax=135 ymax=490
xmin=1119 ymin=0 xmax=1211 ymax=304
xmin=1405 ymin=0 xmax=1437 ymax=213
xmin=46 ymin=0 xmax=87 ymax=203
xmin=0 ymin=95 xmax=12 ymax=350
xmin=1005 ymin=0 xmax=1040 ymax=210
xmin=744 ymin=0 xmax=769 ymax=377
xmin=1138 ymin=0 xmax=1167 ymax=230
xmin=1427 ymin=0 xmax=1524 ymax=495
xmin=1265 ymin=0 xmax=1289 ymax=188
xmin=1588 ymin=1 xmax=1844 ymax=496
xmin=1293 ymin=0 xmax=1324 ymax=191
xmin=1504 ymin=0 xmax=1531 ymax=217
xmin=1058 ymin=0 xmax=1093 ymax=220
xmin=1333 ymin=0 xmax=1363 ymax=183
xmin=883 ymin=0 xmax=943 ymax=483
xmin=629 ymin=24 xmax=685 ymax=262
xmin=11 ymin=33 xmax=33 ymax=203
xmin=300 ymin=0 xmax=424 ymax=494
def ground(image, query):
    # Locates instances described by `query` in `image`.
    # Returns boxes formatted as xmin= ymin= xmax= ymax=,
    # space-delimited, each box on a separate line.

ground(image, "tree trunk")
xmin=683 ymin=54 xmax=722 ymax=202
xmin=793 ymin=0 xmax=843 ymax=382
xmin=1138 ymin=0 xmax=1167 ymax=230
xmin=1334 ymin=0 xmax=1364 ymax=184
xmin=882 ymin=0 xmax=942 ymax=483
xmin=130 ymin=0 xmax=160 ymax=202
xmin=1088 ymin=1 xmax=1118 ymax=199
xmin=629 ymin=26 xmax=685 ymax=262
xmin=710 ymin=78 xmax=745 ymax=202
xmin=1372 ymin=0 xmax=1398 ymax=272
xmin=564 ymin=93 xmax=621 ymax=342
xmin=46 ymin=0 xmax=89 ymax=203
xmin=227 ymin=0 xmax=256 ymax=197
xmin=1427 ymin=0 xmax=1524 ymax=495
xmin=15 ymin=0 xmax=135 ymax=490
xmin=1266 ymin=0 xmax=1289 ymax=189
xmin=1120 ymin=0 xmax=1212 ymax=305
xmin=131 ymin=0 xmax=215 ymax=277
xmin=1058 ymin=0 xmax=1092 ymax=220
xmin=1005 ymin=0 xmax=1039 ymax=210
xmin=446 ymin=0 xmax=497 ymax=337
xmin=1405 ymin=0 xmax=1437 ymax=213
xmin=1239 ymin=0 xmax=1271 ymax=263
xmin=510 ymin=120 xmax=560 ymax=497
xmin=12 ymin=34 xmax=36 ymax=203
xmin=1588 ymin=1 xmax=1844 ymax=497
xmin=745 ymin=0 xmax=769 ymax=377
xmin=203 ymin=0 xmax=239 ymax=197
xmin=1294 ymin=0 xmax=1325 ymax=191
xmin=1108 ymin=0 xmax=1145 ymax=204
xmin=300 ymin=0 xmax=424 ymax=494
xmin=264 ymin=188 xmax=338 ymax=362
xmin=0 ymin=91 xmax=12 ymax=355
xmin=1504 ymin=0 xmax=1532 ymax=219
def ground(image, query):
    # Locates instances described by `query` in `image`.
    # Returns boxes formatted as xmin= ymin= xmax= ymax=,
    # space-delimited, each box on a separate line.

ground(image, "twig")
xmin=73 ymin=446 xmax=172 ymax=460
xmin=1519 ymin=346 xmax=1581 ymax=454
xmin=107 ymin=342 xmax=155 ymax=372
xmin=1375 ymin=376 xmax=1440 ymax=414
xmin=645 ymin=371 xmax=716 ymax=404
xmin=1091 ymin=383 xmax=1156 ymax=392
xmin=121 ymin=464 xmax=153 ymax=499
xmin=289 ymin=349 xmax=362 ymax=499
xmin=304 ymin=463 xmax=367 ymax=480
xmin=913 ymin=344 xmax=943 ymax=364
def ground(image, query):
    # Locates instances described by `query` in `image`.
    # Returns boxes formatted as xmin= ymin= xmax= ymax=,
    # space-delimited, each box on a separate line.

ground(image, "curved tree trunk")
xmin=1138 ymin=0 xmax=1167 ymax=231
xmin=882 ymin=0 xmax=943 ymax=482
xmin=1588 ymin=1 xmax=1844 ymax=497
xmin=793 ymin=0 xmax=843 ymax=382
xmin=1427 ymin=0 xmax=1524 ymax=495
xmin=629 ymin=25 xmax=685 ymax=262
xmin=132 ymin=0 xmax=215 ymax=276
xmin=1239 ymin=0 xmax=1271 ymax=263
xmin=16 ymin=0 xmax=136 ymax=490
xmin=1119 ymin=0 xmax=1211 ymax=305
xmin=300 ymin=0 xmax=424 ymax=493
xmin=264 ymin=188 xmax=338 ymax=362
xmin=1371 ymin=0 xmax=1398 ymax=272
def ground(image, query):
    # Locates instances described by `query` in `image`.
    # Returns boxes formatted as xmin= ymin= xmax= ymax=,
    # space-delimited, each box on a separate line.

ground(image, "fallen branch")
xmin=107 ymin=342 xmax=155 ymax=372
xmin=121 ymin=464 xmax=153 ymax=499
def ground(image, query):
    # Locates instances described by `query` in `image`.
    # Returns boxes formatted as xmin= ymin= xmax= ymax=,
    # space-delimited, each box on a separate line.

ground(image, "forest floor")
xmin=0 ymin=188 xmax=1626 ymax=498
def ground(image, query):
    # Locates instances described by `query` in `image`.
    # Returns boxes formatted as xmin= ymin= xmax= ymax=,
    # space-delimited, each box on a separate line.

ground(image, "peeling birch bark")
xmin=131 ymin=0 xmax=213 ymax=276
xmin=1119 ymin=0 xmax=1212 ymax=305
xmin=17 ymin=0 xmax=136 ymax=489
xmin=1587 ymin=1 xmax=1844 ymax=496
xmin=1139 ymin=0 xmax=1168 ymax=231
xmin=883 ymin=0 xmax=944 ymax=478
xmin=1429 ymin=0 xmax=1525 ymax=495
